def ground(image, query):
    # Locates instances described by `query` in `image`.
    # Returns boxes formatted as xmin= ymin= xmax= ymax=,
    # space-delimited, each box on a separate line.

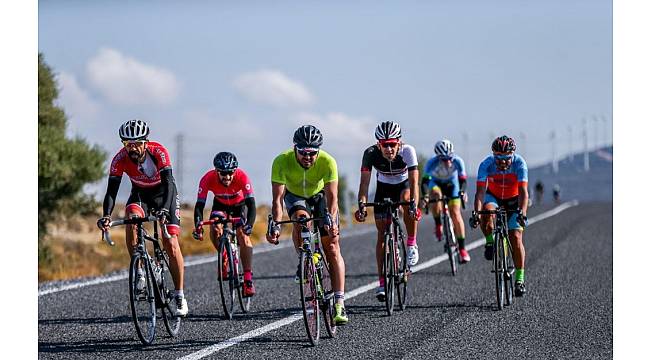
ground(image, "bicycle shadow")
xmin=186 ymin=307 xmax=299 ymax=323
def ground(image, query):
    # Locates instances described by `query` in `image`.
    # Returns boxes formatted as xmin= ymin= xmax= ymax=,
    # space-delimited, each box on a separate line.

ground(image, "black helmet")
xmin=119 ymin=119 xmax=150 ymax=140
xmin=374 ymin=121 xmax=402 ymax=140
xmin=213 ymin=152 xmax=239 ymax=171
xmin=293 ymin=125 xmax=323 ymax=148
xmin=491 ymin=135 xmax=516 ymax=153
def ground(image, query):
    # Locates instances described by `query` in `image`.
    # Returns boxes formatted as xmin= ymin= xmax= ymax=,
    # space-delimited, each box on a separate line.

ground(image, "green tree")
xmin=38 ymin=53 xmax=106 ymax=260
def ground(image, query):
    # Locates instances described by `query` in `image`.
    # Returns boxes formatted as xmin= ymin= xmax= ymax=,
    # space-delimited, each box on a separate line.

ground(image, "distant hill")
xmin=465 ymin=146 xmax=613 ymax=204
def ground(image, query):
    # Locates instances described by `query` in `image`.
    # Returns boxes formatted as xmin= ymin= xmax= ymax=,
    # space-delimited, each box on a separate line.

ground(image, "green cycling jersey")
xmin=271 ymin=148 xmax=338 ymax=198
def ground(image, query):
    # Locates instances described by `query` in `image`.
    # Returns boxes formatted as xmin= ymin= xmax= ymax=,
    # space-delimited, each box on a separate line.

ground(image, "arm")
xmin=420 ymin=175 xmax=432 ymax=198
xmin=193 ymin=199 xmax=206 ymax=228
xmin=271 ymin=182 xmax=285 ymax=222
xmin=357 ymin=171 xmax=371 ymax=204
xmin=408 ymin=168 xmax=420 ymax=205
xmin=244 ymin=197 xmax=257 ymax=225
xmin=102 ymin=176 xmax=122 ymax=217
xmin=160 ymin=168 xmax=176 ymax=212
xmin=324 ymin=180 xmax=339 ymax=220
xmin=518 ymin=184 xmax=529 ymax=216
xmin=474 ymin=185 xmax=486 ymax=213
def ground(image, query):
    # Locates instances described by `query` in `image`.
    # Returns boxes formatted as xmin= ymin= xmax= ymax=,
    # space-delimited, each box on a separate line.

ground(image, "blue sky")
xmin=38 ymin=0 xmax=612 ymax=203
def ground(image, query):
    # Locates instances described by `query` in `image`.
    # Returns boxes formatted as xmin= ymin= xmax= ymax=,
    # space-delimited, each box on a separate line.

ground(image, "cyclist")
xmin=354 ymin=121 xmax=421 ymax=301
xmin=420 ymin=139 xmax=470 ymax=263
xmin=96 ymin=119 xmax=188 ymax=316
xmin=552 ymin=183 xmax=561 ymax=204
xmin=266 ymin=125 xmax=349 ymax=325
xmin=192 ymin=152 xmax=257 ymax=297
xmin=469 ymin=135 xmax=529 ymax=297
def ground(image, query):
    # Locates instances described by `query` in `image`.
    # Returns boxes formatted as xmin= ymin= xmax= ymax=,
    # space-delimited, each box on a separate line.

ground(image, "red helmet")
xmin=491 ymin=135 xmax=516 ymax=153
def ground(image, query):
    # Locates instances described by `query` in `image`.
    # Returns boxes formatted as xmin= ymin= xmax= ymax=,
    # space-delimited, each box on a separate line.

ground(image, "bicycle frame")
xmin=363 ymin=199 xmax=410 ymax=315
xmin=426 ymin=196 xmax=460 ymax=275
xmin=102 ymin=214 xmax=180 ymax=345
xmin=476 ymin=207 xmax=516 ymax=310
xmin=197 ymin=216 xmax=249 ymax=319
xmin=270 ymin=214 xmax=336 ymax=345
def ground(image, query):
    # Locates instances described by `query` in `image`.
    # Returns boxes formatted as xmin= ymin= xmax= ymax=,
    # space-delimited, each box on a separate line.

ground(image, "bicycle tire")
xmin=158 ymin=251 xmax=181 ymax=337
xmin=395 ymin=223 xmax=408 ymax=311
xmin=129 ymin=253 xmax=157 ymax=345
xmin=504 ymin=237 xmax=515 ymax=306
xmin=444 ymin=213 xmax=458 ymax=276
xmin=494 ymin=231 xmax=505 ymax=310
xmin=317 ymin=249 xmax=337 ymax=338
xmin=217 ymin=239 xmax=237 ymax=320
xmin=383 ymin=228 xmax=395 ymax=316
xmin=236 ymin=245 xmax=251 ymax=313
xmin=299 ymin=250 xmax=320 ymax=346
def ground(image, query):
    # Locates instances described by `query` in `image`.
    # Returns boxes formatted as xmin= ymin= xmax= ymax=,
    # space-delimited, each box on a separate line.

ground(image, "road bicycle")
xmin=475 ymin=207 xmax=516 ymax=310
xmin=361 ymin=199 xmax=411 ymax=316
xmin=423 ymin=194 xmax=465 ymax=276
xmin=267 ymin=214 xmax=337 ymax=346
xmin=102 ymin=214 xmax=181 ymax=345
xmin=196 ymin=215 xmax=251 ymax=320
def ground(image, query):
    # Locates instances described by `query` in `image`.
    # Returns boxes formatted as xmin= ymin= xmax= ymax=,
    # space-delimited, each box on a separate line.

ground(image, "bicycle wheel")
xmin=383 ymin=229 xmax=395 ymax=316
xmin=129 ymin=253 xmax=156 ymax=345
xmin=395 ymin=224 xmax=408 ymax=311
xmin=494 ymin=232 xmax=505 ymax=310
xmin=299 ymin=250 xmax=320 ymax=346
xmin=504 ymin=237 xmax=515 ymax=306
xmin=318 ymin=250 xmax=337 ymax=338
xmin=444 ymin=214 xmax=458 ymax=276
xmin=236 ymin=246 xmax=251 ymax=313
xmin=158 ymin=252 xmax=181 ymax=337
xmin=217 ymin=239 xmax=237 ymax=320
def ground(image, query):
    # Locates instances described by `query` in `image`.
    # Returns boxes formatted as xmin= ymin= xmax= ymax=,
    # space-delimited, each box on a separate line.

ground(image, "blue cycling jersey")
xmin=423 ymin=155 xmax=467 ymax=190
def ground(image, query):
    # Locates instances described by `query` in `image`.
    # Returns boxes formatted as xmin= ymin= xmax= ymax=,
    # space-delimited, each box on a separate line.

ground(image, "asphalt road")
xmin=39 ymin=201 xmax=612 ymax=359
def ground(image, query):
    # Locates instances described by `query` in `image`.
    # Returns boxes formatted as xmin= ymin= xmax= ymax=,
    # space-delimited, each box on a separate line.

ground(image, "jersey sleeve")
xmin=109 ymin=152 xmax=125 ymax=177
xmin=516 ymin=157 xmax=529 ymax=185
xmin=323 ymin=153 xmax=338 ymax=183
xmin=455 ymin=157 xmax=467 ymax=179
xmin=196 ymin=171 xmax=212 ymax=202
xmin=271 ymin=154 xmax=286 ymax=184
xmin=239 ymin=170 xmax=255 ymax=198
xmin=360 ymin=147 xmax=373 ymax=172
xmin=402 ymin=145 xmax=418 ymax=170
xmin=476 ymin=158 xmax=489 ymax=188
xmin=423 ymin=157 xmax=434 ymax=176
xmin=153 ymin=145 xmax=172 ymax=170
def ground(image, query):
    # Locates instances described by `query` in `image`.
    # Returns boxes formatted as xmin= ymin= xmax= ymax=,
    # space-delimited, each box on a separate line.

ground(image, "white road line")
xmin=177 ymin=200 xmax=580 ymax=360
xmin=38 ymin=226 xmax=375 ymax=297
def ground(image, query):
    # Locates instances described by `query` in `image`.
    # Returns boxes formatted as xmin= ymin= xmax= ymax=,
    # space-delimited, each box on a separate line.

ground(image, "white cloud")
xmin=233 ymin=70 xmax=314 ymax=108
xmin=294 ymin=112 xmax=376 ymax=149
xmin=56 ymin=71 xmax=100 ymax=119
xmin=86 ymin=47 xmax=180 ymax=106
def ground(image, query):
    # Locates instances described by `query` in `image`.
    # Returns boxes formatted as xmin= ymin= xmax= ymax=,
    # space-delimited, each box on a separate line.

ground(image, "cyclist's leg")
xmin=125 ymin=190 xmax=147 ymax=256
xmin=507 ymin=208 xmax=526 ymax=284
xmin=480 ymin=193 xmax=498 ymax=238
xmin=430 ymin=185 xmax=443 ymax=236
xmin=235 ymin=204 xmax=253 ymax=281
xmin=284 ymin=192 xmax=312 ymax=253
xmin=156 ymin=188 xmax=184 ymax=292
xmin=313 ymin=192 xmax=345 ymax=300
xmin=399 ymin=181 xmax=420 ymax=265
xmin=445 ymin=180 xmax=466 ymax=248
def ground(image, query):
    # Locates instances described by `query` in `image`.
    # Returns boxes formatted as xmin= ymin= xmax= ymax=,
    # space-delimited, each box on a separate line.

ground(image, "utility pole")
xmin=582 ymin=117 xmax=590 ymax=172
xmin=592 ymin=115 xmax=599 ymax=150
xmin=175 ymin=133 xmax=184 ymax=199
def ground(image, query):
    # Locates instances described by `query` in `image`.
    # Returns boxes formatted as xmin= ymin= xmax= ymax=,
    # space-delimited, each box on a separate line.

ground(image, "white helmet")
xmin=119 ymin=119 xmax=150 ymax=140
xmin=374 ymin=121 xmax=402 ymax=140
xmin=434 ymin=139 xmax=454 ymax=157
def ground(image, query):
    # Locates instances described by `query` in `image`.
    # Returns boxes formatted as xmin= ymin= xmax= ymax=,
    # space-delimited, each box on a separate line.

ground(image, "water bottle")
xmin=312 ymin=252 xmax=322 ymax=269
xmin=152 ymin=260 xmax=162 ymax=286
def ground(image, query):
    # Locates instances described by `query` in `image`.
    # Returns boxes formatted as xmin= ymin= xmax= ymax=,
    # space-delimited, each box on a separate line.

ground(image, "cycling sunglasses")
xmin=122 ymin=140 xmax=147 ymax=147
xmin=494 ymin=154 xmax=513 ymax=161
xmin=379 ymin=140 xmax=399 ymax=149
xmin=218 ymin=170 xmax=235 ymax=176
xmin=296 ymin=148 xmax=319 ymax=157
xmin=438 ymin=155 xmax=453 ymax=161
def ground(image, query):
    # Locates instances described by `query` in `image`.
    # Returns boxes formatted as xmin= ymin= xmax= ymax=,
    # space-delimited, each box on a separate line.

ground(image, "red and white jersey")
xmin=109 ymin=141 xmax=172 ymax=188
xmin=196 ymin=168 xmax=254 ymax=206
